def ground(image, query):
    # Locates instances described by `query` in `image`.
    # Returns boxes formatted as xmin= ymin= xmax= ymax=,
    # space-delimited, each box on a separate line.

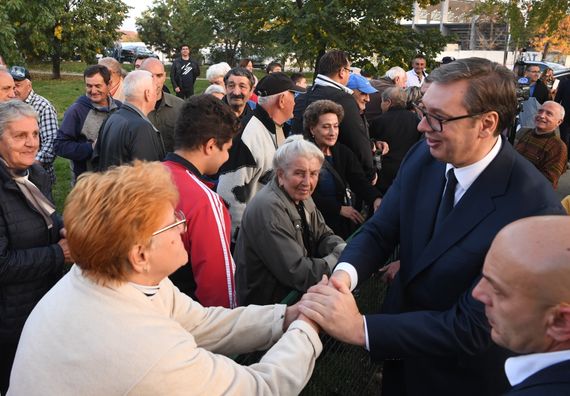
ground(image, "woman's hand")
xmin=375 ymin=140 xmax=390 ymax=155
xmin=340 ymin=206 xmax=365 ymax=224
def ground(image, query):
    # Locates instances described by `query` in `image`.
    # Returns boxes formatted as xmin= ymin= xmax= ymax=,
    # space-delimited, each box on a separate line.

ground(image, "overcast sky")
xmin=121 ymin=0 xmax=153 ymax=31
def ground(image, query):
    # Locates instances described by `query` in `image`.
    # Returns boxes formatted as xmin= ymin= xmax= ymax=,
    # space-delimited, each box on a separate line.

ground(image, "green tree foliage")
xmin=137 ymin=0 xmax=449 ymax=73
xmin=472 ymin=0 xmax=570 ymax=53
xmin=0 ymin=0 xmax=128 ymax=78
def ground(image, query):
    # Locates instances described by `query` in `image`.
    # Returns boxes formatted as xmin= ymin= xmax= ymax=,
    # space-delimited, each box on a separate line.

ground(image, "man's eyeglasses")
xmin=152 ymin=210 xmax=187 ymax=236
xmin=343 ymin=67 xmax=352 ymax=74
xmin=413 ymin=103 xmax=485 ymax=132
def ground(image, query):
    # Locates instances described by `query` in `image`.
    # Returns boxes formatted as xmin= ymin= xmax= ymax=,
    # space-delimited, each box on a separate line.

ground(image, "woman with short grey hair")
xmin=235 ymin=135 xmax=346 ymax=306
xmin=0 ymin=100 xmax=72 ymax=393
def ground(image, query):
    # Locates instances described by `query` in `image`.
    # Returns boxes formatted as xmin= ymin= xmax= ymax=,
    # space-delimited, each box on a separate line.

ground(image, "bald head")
xmin=140 ymin=58 xmax=166 ymax=97
xmin=473 ymin=216 xmax=570 ymax=354
xmin=0 ymin=70 xmax=16 ymax=102
xmin=493 ymin=216 xmax=570 ymax=299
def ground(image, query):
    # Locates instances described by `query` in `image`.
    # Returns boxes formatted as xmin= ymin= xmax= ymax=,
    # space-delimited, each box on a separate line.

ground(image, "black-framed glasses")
xmin=343 ymin=66 xmax=352 ymax=74
xmin=413 ymin=103 xmax=485 ymax=132
xmin=152 ymin=210 xmax=187 ymax=236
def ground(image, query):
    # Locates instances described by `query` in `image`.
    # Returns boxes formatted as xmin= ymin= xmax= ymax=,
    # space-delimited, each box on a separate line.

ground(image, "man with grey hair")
xmin=0 ymin=70 xmax=16 ymax=102
xmin=99 ymin=57 xmax=125 ymax=101
xmin=140 ymin=58 xmax=184 ymax=153
xmin=218 ymin=72 xmax=305 ymax=243
xmin=10 ymin=66 xmax=59 ymax=184
xmin=222 ymin=67 xmax=256 ymax=130
xmin=366 ymin=66 xmax=408 ymax=122
xmin=94 ymin=70 xmax=162 ymax=171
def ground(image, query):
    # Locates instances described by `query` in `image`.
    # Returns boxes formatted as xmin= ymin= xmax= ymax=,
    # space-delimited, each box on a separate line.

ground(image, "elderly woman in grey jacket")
xmin=235 ymin=135 xmax=346 ymax=306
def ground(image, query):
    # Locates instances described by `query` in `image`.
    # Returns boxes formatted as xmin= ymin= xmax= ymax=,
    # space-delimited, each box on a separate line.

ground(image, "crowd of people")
xmin=1 ymin=48 xmax=570 ymax=395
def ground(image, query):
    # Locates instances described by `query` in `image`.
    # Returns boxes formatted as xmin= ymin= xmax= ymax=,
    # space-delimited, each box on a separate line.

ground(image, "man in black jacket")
xmin=95 ymin=70 xmax=164 ymax=171
xmin=526 ymin=65 xmax=549 ymax=104
xmin=170 ymin=45 xmax=200 ymax=99
xmin=292 ymin=50 xmax=375 ymax=183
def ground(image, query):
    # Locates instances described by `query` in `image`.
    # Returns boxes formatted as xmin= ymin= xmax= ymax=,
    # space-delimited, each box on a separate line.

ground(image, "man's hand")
xmin=299 ymin=277 xmax=365 ymax=347
xmin=375 ymin=140 xmax=390 ymax=155
xmin=379 ymin=260 xmax=400 ymax=283
xmin=373 ymin=197 xmax=382 ymax=212
xmin=175 ymin=87 xmax=181 ymax=93
xmin=330 ymin=270 xmax=351 ymax=289
xmin=340 ymin=206 xmax=365 ymax=224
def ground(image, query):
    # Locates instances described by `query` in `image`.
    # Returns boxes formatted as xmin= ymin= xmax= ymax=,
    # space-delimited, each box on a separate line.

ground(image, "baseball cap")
xmin=254 ymin=72 xmax=306 ymax=97
xmin=10 ymin=66 xmax=31 ymax=81
xmin=347 ymin=73 xmax=377 ymax=94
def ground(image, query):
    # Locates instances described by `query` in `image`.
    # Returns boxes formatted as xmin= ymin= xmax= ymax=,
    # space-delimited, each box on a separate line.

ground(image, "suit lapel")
xmin=403 ymin=138 xmax=514 ymax=286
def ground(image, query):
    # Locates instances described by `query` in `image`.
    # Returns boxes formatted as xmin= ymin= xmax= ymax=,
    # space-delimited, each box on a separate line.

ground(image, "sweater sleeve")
xmin=133 ymin=301 xmax=321 ymax=395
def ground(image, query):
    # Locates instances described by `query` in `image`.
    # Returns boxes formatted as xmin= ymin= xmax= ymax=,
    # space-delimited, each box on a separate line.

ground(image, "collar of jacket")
xmin=0 ymin=160 xmax=46 ymax=192
xmin=253 ymin=103 xmax=279 ymax=135
xmin=163 ymin=152 xmax=217 ymax=190
xmin=122 ymin=102 xmax=158 ymax=132
xmin=78 ymin=95 xmax=121 ymax=112
xmin=314 ymin=74 xmax=353 ymax=95
xmin=222 ymin=97 xmax=255 ymax=122
xmin=159 ymin=92 xmax=178 ymax=109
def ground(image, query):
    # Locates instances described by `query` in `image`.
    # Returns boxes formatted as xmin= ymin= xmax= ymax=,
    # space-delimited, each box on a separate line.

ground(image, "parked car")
xmin=513 ymin=60 xmax=570 ymax=82
xmin=112 ymin=43 xmax=158 ymax=64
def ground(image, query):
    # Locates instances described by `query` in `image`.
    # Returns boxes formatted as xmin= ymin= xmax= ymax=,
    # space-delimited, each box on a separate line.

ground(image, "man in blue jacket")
xmin=299 ymin=57 xmax=566 ymax=396
xmin=55 ymin=65 xmax=121 ymax=182
xmin=473 ymin=216 xmax=570 ymax=395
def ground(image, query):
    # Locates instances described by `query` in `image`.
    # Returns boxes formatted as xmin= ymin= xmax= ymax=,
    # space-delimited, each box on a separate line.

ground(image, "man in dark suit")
xmin=299 ymin=58 xmax=565 ymax=396
xmin=292 ymin=50 xmax=376 ymax=183
xmin=473 ymin=216 xmax=570 ymax=395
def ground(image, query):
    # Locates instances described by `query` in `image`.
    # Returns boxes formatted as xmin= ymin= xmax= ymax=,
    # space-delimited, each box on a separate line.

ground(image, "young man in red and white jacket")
xmin=163 ymin=95 xmax=238 ymax=308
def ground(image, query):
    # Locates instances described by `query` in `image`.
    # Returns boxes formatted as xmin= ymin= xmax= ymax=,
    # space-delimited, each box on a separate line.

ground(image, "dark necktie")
xmin=434 ymin=168 xmax=458 ymax=234
xmin=296 ymin=201 xmax=312 ymax=256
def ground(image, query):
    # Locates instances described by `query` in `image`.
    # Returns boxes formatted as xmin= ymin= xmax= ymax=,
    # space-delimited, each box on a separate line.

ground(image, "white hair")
xmin=542 ymin=100 xmax=565 ymax=120
xmin=0 ymin=100 xmax=38 ymax=137
xmin=257 ymin=92 xmax=282 ymax=106
xmin=273 ymin=135 xmax=324 ymax=173
xmin=123 ymin=70 xmax=153 ymax=100
xmin=385 ymin=66 xmax=406 ymax=81
xmin=206 ymin=62 xmax=231 ymax=82
xmin=204 ymin=84 xmax=226 ymax=95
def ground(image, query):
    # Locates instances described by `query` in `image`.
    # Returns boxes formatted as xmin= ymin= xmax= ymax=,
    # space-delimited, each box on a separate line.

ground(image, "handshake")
xmin=283 ymin=271 xmax=367 ymax=347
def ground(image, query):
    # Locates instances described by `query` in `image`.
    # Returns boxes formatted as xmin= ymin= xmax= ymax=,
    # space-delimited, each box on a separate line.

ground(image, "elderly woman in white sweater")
xmin=8 ymin=161 xmax=321 ymax=396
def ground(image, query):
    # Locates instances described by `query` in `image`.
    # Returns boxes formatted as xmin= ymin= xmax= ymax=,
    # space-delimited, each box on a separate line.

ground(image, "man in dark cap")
xmin=11 ymin=66 xmax=59 ymax=183
xmin=218 ymin=72 xmax=305 ymax=243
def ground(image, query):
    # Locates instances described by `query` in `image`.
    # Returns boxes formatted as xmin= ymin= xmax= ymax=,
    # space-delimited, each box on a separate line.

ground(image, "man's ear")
xmin=202 ymin=137 xmax=217 ymax=156
xmin=128 ymin=243 xmax=149 ymax=274
xmin=479 ymin=111 xmax=499 ymax=138
xmin=546 ymin=303 xmax=570 ymax=343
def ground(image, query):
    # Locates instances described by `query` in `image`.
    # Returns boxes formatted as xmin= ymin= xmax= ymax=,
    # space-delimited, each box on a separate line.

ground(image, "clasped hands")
xmin=286 ymin=272 xmax=366 ymax=347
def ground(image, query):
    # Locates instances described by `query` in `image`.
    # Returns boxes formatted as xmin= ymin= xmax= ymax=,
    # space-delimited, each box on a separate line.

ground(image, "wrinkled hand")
xmin=283 ymin=302 xmax=299 ymax=331
xmin=299 ymin=277 xmax=365 ymax=346
xmin=373 ymin=197 xmax=381 ymax=212
xmin=57 ymin=238 xmax=74 ymax=264
xmin=340 ymin=206 xmax=365 ymax=224
xmin=379 ymin=260 xmax=400 ymax=284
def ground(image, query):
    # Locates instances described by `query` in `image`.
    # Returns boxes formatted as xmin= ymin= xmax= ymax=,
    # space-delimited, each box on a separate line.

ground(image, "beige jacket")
xmin=8 ymin=266 xmax=322 ymax=395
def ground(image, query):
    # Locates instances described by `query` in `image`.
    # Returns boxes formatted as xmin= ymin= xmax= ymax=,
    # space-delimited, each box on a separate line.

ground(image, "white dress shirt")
xmin=505 ymin=350 xmax=570 ymax=386
xmin=406 ymin=69 xmax=428 ymax=87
